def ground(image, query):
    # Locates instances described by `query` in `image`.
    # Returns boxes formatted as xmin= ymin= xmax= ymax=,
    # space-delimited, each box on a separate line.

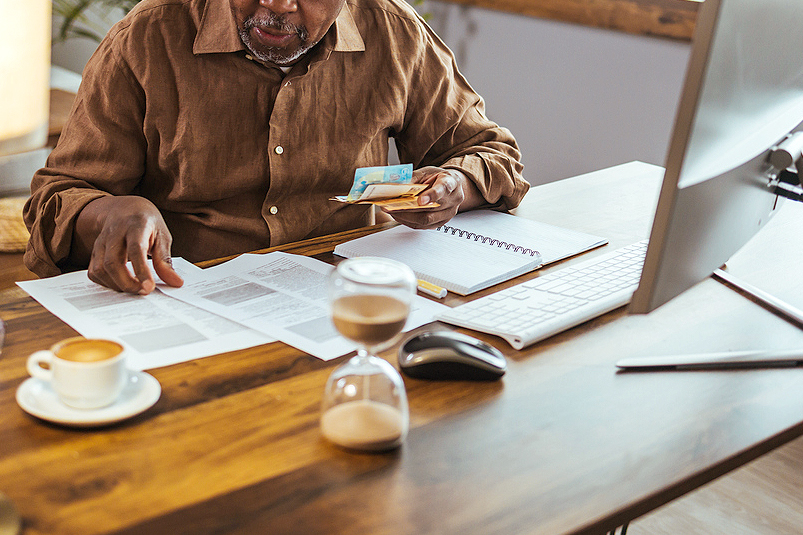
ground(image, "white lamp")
xmin=0 ymin=0 xmax=52 ymax=157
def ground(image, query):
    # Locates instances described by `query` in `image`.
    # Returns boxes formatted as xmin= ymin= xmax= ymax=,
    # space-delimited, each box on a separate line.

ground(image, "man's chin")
xmin=248 ymin=42 xmax=316 ymax=67
xmin=268 ymin=55 xmax=298 ymax=67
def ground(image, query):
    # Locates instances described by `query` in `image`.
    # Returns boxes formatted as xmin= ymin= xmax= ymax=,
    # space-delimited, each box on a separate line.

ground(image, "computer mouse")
xmin=398 ymin=330 xmax=507 ymax=381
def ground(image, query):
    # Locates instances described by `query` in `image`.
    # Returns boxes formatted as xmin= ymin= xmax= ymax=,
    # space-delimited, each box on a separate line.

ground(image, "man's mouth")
xmin=252 ymin=25 xmax=297 ymax=47
xmin=243 ymin=14 xmax=307 ymax=49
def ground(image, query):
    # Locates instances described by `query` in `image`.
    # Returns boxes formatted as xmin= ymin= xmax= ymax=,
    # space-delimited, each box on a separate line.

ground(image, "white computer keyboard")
xmin=436 ymin=240 xmax=648 ymax=349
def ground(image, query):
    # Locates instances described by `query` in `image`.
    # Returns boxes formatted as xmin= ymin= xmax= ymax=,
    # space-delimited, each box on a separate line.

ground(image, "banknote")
xmin=330 ymin=163 xmax=439 ymax=209
xmin=331 ymin=188 xmax=440 ymax=209
xmin=346 ymin=164 xmax=413 ymax=201
xmin=371 ymin=196 xmax=440 ymax=211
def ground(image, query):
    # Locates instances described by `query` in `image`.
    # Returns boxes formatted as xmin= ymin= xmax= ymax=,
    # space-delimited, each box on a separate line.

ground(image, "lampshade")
xmin=0 ymin=0 xmax=51 ymax=156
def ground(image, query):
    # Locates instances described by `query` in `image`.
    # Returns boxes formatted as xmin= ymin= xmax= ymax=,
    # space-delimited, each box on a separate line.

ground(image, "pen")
xmin=417 ymin=279 xmax=447 ymax=299
xmin=615 ymin=349 xmax=803 ymax=371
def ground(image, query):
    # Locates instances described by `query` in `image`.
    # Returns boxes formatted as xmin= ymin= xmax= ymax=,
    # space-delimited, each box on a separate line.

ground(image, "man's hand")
xmin=72 ymin=196 xmax=184 ymax=294
xmin=384 ymin=167 xmax=485 ymax=229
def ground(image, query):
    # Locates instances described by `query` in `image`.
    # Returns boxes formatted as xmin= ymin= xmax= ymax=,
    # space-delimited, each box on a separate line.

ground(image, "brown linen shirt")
xmin=24 ymin=0 xmax=528 ymax=277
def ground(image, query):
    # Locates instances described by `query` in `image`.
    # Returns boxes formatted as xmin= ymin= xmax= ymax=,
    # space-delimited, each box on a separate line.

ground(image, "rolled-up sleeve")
xmin=394 ymin=22 xmax=528 ymax=210
xmin=24 ymin=33 xmax=147 ymax=277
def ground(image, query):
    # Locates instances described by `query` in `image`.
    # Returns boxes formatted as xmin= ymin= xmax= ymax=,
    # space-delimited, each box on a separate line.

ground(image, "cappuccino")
xmin=54 ymin=338 xmax=123 ymax=363
xmin=27 ymin=337 xmax=128 ymax=409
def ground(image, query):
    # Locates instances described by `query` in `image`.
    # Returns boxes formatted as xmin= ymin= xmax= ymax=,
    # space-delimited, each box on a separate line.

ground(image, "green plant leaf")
xmin=52 ymin=0 xmax=143 ymax=43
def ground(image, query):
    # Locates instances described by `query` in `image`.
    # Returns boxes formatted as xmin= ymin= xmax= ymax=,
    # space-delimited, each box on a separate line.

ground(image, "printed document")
xmin=19 ymin=254 xmax=448 ymax=364
xmin=159 ymin=252 xmax=449 ymax=361
xmin=17 ymin=258 xmax=274 ymax=370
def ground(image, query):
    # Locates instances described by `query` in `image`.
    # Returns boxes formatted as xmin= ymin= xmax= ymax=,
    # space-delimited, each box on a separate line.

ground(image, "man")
xmin=25 ymin=0 xmax=528 ymax=294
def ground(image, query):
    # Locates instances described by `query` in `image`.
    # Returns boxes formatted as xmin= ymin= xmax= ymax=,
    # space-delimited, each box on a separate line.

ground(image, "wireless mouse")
xmin=398 ymin=330 xmax=507 ymax=381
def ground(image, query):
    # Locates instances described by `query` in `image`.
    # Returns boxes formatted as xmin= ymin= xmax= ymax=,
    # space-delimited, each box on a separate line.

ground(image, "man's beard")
xmin=239 ymin=13 xmax=316 ymax=66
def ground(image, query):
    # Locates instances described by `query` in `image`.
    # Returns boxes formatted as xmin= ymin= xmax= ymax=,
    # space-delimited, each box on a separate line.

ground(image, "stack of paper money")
xmin=331 ymin=164 xmax=439 ymax=211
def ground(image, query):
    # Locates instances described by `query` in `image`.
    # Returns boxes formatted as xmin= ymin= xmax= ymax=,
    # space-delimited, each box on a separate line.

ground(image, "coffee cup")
xmin=27 ymin=337 xmax=128 ymax=409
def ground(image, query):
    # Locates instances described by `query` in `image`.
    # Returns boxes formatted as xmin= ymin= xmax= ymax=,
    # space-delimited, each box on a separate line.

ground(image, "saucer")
xmin=16 ymin=371 xmax=161 ymax=428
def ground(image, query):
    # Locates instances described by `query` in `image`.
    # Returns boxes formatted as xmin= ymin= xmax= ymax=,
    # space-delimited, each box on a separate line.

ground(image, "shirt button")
xmin=245 ymin=54 xmax=253 ymax=61
xmin=274 ymin=146 xmax=284 ymax=155
xmin=269 ymin=206 xmax=278 ymax=215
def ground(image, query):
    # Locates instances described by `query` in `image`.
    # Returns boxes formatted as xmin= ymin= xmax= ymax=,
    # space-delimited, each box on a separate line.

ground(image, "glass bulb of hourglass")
xmin=320 ymin=257 xmax=416 ymax=451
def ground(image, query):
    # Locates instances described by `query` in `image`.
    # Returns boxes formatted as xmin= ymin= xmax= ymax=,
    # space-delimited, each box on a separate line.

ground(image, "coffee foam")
xmin=55 ymin=339 xmax=123 ymax=363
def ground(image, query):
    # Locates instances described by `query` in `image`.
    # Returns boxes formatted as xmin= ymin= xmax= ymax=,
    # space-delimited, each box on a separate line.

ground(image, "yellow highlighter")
xmin=417 ymin=279 xmax=447 ymax=299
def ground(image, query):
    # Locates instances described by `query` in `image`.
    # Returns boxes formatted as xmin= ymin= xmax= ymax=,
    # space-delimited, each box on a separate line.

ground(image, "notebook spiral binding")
xmin=436 ymin=224 xmax=540 ymax=257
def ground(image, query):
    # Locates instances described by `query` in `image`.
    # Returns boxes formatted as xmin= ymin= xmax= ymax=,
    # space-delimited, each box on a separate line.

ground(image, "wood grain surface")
xmin=3 ymin=162 xmax=803 ymax=535
xmin=442 ymin=0 xmax=700 ymax=41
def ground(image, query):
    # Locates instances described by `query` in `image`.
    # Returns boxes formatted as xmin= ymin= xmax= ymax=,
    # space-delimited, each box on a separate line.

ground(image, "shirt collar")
xmin=331 ymin=2 xmax=365 ymax=53
xmin=193 ymin=0 xmax=245 ymax=55
xmin=193 ymin=0 xmax=365 ymax=55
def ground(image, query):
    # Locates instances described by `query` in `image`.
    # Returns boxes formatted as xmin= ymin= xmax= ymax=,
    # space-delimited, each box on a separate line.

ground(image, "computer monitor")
xmin=629 ymin=0 xmax=803 ymax=314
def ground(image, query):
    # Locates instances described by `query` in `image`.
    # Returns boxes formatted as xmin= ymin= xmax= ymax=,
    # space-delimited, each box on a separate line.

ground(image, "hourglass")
xmin=320 ymin=257 xmax=416 ymax=451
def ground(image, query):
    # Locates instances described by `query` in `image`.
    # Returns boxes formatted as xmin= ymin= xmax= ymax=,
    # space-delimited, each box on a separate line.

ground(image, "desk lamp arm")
xmin=768 ymin=131 xmax=803 ymax=202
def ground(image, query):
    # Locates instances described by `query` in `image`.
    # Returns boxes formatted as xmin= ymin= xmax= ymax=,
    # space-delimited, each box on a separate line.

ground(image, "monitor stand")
xmin=712 ymin=268 xmax=803 ymax=329
xmin=616 ymin=268 xmax=803 ymax=370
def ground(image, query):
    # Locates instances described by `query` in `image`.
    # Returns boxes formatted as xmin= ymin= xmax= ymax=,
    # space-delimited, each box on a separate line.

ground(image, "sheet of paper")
xmin=334 ymin=211 xmax=608 ymax=294
xmin=17 ymin=258 xmax=275 ymax=370
xmin=159 ymin=252 xmax=449 ymax=361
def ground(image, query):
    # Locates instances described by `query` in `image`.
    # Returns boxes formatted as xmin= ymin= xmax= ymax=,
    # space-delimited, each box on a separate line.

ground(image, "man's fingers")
xmin=151 ymin=233 xmax=184 ymax=288
xmin=128 ymin=235 xmax=156 ymax=295
xmin=87 ymin=249 xmax=123 ymax=292
xmin=103 ymin=239 xmax=144 ymax=294
xmin=88 ymin=242 xmax=135 ymax=293
xmin=388 ymin=206 xmax=455 ymax=229
xmin=419 ymin=173 xmax=457 ymax=205
xmin=93 ymin=216 xmax=157 ymax=295
xmin=78 ymin=196 xmax=177 ymax=295
xmin=153 ymin=257 xmax=184 ymax=289
xmin=386 ymin=170 xmax=465 ymax=229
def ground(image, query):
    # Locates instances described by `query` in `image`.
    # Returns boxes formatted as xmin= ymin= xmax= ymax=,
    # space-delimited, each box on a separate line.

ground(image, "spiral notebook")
xmin=333 ymin=211 xmax=608 ymax=295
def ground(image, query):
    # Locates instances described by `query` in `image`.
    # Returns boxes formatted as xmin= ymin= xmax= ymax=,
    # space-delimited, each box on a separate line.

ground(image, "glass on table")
xmin=321 ymin=257 xmax=416 ymax=452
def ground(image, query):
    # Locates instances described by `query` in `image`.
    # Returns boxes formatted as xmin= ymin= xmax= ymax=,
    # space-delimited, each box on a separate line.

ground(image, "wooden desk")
xmin=444 ymin=0 xmax=700 ymax=41
xmin=2 ymin=161 xmax=803 ymax=534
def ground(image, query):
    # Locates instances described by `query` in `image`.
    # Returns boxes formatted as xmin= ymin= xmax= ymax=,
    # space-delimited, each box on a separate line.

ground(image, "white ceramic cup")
xmin=27 ymin=337 xmax=128 ymax=409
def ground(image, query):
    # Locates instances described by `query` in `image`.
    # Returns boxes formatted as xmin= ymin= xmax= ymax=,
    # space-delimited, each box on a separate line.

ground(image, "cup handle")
xmin=27 ymin=350 xmax=55 ymax=382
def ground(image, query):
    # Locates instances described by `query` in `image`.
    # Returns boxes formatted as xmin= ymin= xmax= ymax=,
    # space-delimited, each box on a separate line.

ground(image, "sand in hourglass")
xmin=331 ymin=294 xmax=409 ymax=347
xmin=320 ymin=399 xmax=405 ymax=450
xmin=325 ymin=294 xmax=410 ymax=450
